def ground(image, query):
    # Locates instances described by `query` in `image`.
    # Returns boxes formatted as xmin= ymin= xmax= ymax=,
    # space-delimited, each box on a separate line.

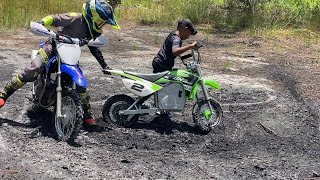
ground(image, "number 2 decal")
xmin=131 ymin=83 xmax=144 ymax=92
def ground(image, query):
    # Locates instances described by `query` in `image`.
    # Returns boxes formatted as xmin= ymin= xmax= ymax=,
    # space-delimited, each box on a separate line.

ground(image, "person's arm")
xmin=40 ymin=13 xmax=79 ymax=27
xmin=88 ymin=46 xmax=110 ymax=69
xmin=172 ymin=41 xmax=197 ymax=56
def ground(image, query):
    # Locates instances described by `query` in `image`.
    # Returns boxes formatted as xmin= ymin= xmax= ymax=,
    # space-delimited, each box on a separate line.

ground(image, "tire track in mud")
xmin=269 ymin=65 xmax=319 ymax=119
xmin=265 ymin=65 xmax=320 ymax=137
xmin=209 ymin=74 xmax=277 ymax=113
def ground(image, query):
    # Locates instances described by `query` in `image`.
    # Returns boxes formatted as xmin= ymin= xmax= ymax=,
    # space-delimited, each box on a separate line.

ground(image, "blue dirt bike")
xmin=30 ymin=22 xmax=108 ymax=142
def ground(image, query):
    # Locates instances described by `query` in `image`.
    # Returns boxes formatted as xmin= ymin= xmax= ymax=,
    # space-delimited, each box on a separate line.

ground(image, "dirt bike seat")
xmin=124 ymin=71 xmax=169 ymax=82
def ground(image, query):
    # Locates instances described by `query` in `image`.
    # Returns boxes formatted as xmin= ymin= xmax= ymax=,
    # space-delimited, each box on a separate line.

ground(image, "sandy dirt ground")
xmin=0 ymin=24 xmax=319 ymax=180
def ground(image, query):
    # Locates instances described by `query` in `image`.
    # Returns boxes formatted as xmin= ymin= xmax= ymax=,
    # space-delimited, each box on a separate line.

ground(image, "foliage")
xmin=0 ymin=0 xmax=83 ymax=28
xmin=1 ymin=0 xmax=320 ymax=31
xmin=119 ymin=0 xmax=320 ymax=31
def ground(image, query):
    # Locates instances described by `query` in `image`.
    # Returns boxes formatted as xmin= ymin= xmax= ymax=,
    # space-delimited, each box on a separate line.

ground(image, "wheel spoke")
xmin=55 ymin=95 xmax=77 ymax=140
xmin=194 ymin=99 xmax=222 ymax=133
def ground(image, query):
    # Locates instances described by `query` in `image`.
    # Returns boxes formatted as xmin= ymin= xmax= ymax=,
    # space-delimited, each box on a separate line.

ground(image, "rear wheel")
xmin=193 ymin=98 xmax=223 ymax=134
xmin=102 ymin=94 xmax=139 ymax=127
xmin=54 ymin=91 xmax=83 ymax=142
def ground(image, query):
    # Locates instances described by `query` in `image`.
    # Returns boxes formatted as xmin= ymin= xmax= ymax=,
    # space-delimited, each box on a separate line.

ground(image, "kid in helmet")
xmin=82 ymin=0 xmax=121 ymax=38
xmin=0 ymin=0 xmax=121 ymax=131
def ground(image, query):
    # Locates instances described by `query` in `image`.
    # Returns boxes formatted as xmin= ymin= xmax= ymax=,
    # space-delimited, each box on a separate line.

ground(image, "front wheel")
xmin=54 ymin=91 xmax=83 ymax=142
xmin=193 ymin=98 xmax=223 ymax=134
xmin=102 ymin=94 xmax=139 ymax=127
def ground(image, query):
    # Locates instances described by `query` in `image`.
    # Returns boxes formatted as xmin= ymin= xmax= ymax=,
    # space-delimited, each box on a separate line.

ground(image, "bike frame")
xmin=107 ymin=51 xmax=221 ymax=118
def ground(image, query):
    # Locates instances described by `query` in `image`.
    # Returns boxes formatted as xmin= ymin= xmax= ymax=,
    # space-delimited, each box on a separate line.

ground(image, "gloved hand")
xmin=102 ymin=65 xmax=112 ymax=75
xmin=79 ymin=38 xmax=88 ymax=46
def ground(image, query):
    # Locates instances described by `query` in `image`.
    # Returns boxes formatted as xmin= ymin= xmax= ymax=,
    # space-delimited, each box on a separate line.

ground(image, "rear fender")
xmin=108 ymin=70 xmax=163 ymax=96
xmin=122 ymin=78 xmax=162 ymax=97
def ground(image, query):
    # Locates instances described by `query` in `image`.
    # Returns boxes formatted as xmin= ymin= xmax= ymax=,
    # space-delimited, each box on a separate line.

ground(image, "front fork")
xmin=196 ymin=65 xmax=214 ymax=119
xmin=56 ymin=57 xmax=63 ymax=118
xmin=55 ymin=57 xmax=77 ymax=118
xmin=199 ymin=80 xmax=214 ymax=118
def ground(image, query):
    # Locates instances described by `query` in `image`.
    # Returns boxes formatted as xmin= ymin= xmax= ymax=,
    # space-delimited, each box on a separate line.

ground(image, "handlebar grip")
xmin=58 ymin=35 xmax=73 ymax=44
xmin=195 ymin=41 xmax=204 ymax=48
xmin=79 ymin=39 xmax=89 ymax=46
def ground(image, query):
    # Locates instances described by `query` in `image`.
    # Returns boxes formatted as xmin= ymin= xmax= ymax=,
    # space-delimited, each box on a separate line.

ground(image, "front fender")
xmin=61 ymin=64 xmax=88 ymax=87
xmin=189 ymin=79 xmax=221 ymax=99
xmin=204 ymin=79 xmax=221 ymax=90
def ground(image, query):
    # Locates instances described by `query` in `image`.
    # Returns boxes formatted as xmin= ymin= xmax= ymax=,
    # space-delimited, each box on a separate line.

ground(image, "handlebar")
xmin=180 ymin=41 xmax=204 ymax=68
xmin=30 ymin=21 xmax=108 ymax=47
xmin=195 ymin=41 xmax=204 ymax=49
xmin=57 ymin=34 xmax=88 ymax=46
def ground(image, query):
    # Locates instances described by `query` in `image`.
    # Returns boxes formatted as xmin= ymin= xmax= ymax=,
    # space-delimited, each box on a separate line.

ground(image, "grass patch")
xmin=2 ymin=0 xmax=320 ymax=35
xmin=222 ymin=60 xmax=234 ymax=71
xmin=0 ymin=0 xmax=83 ymax=29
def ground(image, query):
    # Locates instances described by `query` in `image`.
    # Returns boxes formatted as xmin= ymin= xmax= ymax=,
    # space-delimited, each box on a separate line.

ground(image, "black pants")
xmin=152 ymin=61 xmax=170 ymax=73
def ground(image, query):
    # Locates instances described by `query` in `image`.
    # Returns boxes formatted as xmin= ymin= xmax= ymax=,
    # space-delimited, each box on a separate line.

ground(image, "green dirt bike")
xmin=102 ymin=42 xmax=223 ymax=133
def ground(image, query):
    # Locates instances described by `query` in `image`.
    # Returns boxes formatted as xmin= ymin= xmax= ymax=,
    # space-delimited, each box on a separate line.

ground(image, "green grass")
xmin=118 ymin=0 xmax=320 ymax=31
xmin=119 ymin=0 xmax=223 ymax=26
xmin=2 ymin=0 xmax=320 ymax=33
xmin=0 ymin=0 xmax=83 ymax=29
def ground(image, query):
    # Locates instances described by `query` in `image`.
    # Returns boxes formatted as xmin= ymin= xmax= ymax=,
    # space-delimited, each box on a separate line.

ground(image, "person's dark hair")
xmin=177 ymin=19 xmax=197 ymax=35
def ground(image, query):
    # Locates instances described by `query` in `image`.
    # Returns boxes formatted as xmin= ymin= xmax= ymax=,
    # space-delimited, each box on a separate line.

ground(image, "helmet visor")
xmin=90 ymin=0 xmax=120 ymax=30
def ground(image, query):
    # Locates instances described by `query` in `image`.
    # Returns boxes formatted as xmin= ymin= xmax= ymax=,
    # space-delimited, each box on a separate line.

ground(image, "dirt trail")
xmin=0 ymin=26 xmax=319 ymax=179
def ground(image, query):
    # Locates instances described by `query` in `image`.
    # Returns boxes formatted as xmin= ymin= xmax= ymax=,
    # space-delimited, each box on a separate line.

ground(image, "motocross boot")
xmin=79 ymin=92 xmax=104 ymax=132
xmin=0 ymin=74 xmax=25 ymax=108
xmin=79 ymin=92 xmax=95 ymax=124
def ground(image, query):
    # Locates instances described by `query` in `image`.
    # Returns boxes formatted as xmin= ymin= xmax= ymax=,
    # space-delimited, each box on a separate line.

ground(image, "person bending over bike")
xmin=0 ymin=0 xmax=121 ymax=130
xmin=152 ymin=18 xmax=198 ymax=73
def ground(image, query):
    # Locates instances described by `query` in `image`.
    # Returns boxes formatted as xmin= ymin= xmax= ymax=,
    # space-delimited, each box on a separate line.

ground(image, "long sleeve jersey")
xmin=41 ymin=13 xmax=108 ymax=69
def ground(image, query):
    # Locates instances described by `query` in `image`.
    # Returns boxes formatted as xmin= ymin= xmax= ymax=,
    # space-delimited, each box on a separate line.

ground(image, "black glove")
xmin=79 ymin=38 xmax=88 ymax=46
xmin=102 ymin=65 xmax=112 ymax=75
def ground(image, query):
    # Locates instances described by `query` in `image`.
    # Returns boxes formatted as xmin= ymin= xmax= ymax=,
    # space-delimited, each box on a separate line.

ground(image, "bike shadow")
xmin=23 ymin=107 xmax=56 ymax=138
xmin=0 ymin=107 xmax=55 ymax=138
xmin=129 ymin=115 xmax=206 ymax=135
xmin=0 ymin=117 xmax=32 ymax=128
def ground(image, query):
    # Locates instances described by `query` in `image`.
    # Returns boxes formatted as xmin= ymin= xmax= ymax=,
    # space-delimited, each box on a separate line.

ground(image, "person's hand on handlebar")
xmin=195 ymin=41 xmax=204 ymax=49
xmin=189 ymin=41 xmax=197 ymax=49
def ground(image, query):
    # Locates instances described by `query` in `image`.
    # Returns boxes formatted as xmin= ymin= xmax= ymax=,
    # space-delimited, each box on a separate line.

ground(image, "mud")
xmin=0 ymin=26 xmax=319 ymax=179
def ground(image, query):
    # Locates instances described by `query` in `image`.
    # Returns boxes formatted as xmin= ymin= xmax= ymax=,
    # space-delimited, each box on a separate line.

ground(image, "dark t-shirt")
xmin=153 ymin=31 xmax=182 ymax=70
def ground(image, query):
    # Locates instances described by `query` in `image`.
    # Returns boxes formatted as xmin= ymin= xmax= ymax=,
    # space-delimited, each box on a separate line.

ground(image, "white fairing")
xmin=57 ymin=43 xmax=81 ymax=65
xmin=122 ymin=79 xmax=155 ymax=97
